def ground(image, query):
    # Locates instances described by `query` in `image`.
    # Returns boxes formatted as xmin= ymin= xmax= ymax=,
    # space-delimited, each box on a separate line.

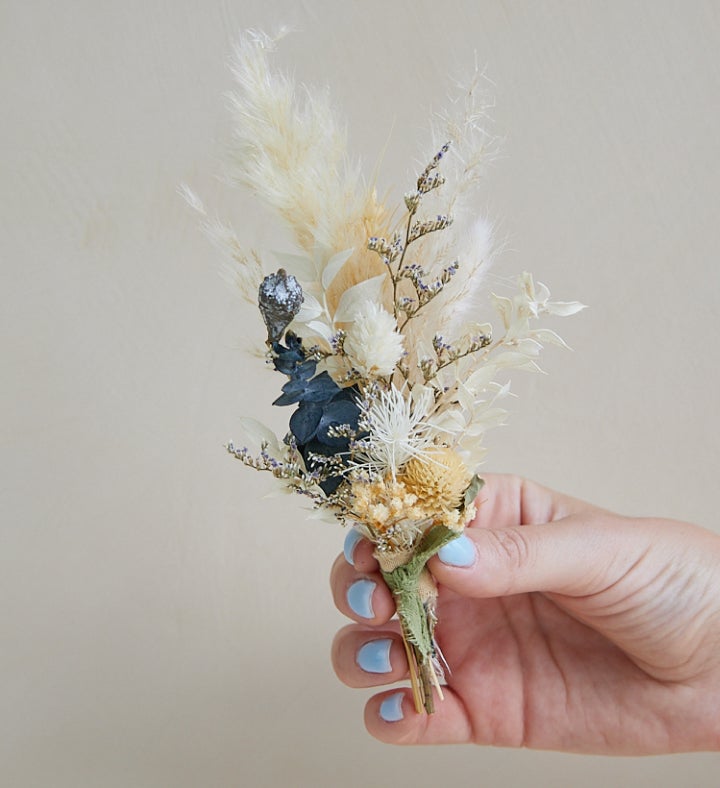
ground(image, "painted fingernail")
xmin=438 ymin=534 xmax=476 ymax=567
xmin=379 ymin=692 xmax=405 ymax=723
xmin=347 ymin=579 xmax=376 ymax=618
xmin=343 ymin=528 xmax=363 ymax=566
xmin=356 ymin=638 xmax=393 ymax=674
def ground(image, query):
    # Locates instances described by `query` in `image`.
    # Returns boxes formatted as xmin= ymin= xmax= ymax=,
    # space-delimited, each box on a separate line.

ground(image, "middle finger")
xmin=329 ymin=553 xmax=396 ymax=624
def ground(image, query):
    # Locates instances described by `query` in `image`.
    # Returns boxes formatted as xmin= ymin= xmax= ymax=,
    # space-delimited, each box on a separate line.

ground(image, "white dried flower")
xmin=353 ymin=386 xmax=436 ymax=478
xmin=343 ymin=302 xmax=404 ymax=378
xmin=493 ymin=272 xmax=585 ymax=339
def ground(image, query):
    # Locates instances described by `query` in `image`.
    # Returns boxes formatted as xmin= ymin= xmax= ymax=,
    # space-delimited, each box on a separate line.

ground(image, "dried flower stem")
xmin=369 ymin=143 xmax=456 ymax=338
xmin=400 ymin=635 xmax=425 ymax=713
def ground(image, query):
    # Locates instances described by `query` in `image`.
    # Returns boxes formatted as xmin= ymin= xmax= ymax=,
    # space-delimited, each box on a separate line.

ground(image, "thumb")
xmin=428 ymin=513 xmax=636 ymax=599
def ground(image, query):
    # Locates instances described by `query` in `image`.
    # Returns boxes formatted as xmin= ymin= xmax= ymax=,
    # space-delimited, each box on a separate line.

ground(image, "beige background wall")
xmin=2 ymin=1 xmax=720 ymax=785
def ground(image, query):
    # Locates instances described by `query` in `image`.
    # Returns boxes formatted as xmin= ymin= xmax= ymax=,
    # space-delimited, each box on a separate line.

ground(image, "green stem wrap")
xmin=378 ymin=525 xmax=460 ymax=713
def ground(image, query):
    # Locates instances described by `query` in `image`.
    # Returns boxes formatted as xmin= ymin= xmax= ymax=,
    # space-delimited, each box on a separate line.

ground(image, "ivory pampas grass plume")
xmin=186 ymin=29 xmax=585 ymax=714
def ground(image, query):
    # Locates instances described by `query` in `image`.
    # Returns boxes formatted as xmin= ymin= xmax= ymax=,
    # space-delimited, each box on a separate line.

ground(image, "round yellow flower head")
xmin=399 ymin=447 xmax=471 ymax=517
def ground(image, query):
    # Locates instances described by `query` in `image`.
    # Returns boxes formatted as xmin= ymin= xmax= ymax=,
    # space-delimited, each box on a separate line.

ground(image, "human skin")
xmin=329 ymin=474 xmax=720 ymax=753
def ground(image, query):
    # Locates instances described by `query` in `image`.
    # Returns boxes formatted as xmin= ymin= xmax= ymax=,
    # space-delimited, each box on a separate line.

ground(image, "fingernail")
xmin=343 ymin=528 xmax=363 ymax=566
xmin=438 ymin=534 xmax=476 ymax=567
xmin=356 ymin=638 xmax=393 ymax=674
xmin=347 ymin=579 xmax=376 ymax=618
xmin=379 ymin=692 xmax=405 ymax=723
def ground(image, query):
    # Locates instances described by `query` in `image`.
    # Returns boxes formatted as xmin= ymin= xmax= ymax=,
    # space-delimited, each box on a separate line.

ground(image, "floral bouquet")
xmin=185 ymin=30 xmax=584 ymax=714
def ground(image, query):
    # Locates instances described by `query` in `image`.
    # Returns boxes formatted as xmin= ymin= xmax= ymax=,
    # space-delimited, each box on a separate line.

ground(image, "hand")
xmin=330 ymin=474 xmax=720 ymax=754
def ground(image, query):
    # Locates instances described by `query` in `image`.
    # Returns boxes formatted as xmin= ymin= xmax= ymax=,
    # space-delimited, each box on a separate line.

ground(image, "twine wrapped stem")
xmin=375 ymin=525 xmax=459 ymax=714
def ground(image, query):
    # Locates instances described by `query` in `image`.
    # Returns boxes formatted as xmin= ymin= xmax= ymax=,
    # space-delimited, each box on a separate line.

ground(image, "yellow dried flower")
xmin=349 ymin=477 xmax=424 ymax=534
xmin=399 ymin=447 xmax=471 ymax=518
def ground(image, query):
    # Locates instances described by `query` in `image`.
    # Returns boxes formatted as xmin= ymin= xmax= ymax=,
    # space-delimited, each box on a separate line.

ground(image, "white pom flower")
xmin=343 ymin=302 xmax=404 ymax=378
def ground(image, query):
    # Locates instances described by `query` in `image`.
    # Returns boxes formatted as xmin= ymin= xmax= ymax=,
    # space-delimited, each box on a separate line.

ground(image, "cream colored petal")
xmin=321 ymin=248 xmax=355 ymax=290
xmin=491 ymin=293 xmax=513 ymax=330
xmin=272 ymin=251 xmax=319 ymax=282
xmin=333 ymin=273 xmax=388 ymax=322
xmin=305 ymin=320 xmax=336 ymax=344
xmin=235 ymin=417 xmax=282 ymax=457
xmin=528 ymin=327 xmax=570 ymax=348
xmin=293 ymin=292 xmax=323 ymax=323
xmin=545 ymin=300 xmax=587 ymax=317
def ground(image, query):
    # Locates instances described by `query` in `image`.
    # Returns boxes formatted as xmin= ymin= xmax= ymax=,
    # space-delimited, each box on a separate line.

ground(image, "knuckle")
xmin=487 ymin=527 xmax=533 ymax=572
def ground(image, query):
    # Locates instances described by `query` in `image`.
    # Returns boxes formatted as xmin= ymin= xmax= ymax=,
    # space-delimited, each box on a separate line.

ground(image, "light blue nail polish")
xmin=438 ymin=534 xmax=476 ymax=567
xmin=379 ymin=692 xmax=405 ymax=723
xmin=356 ymin=638 xmax=393 ymax=674
xmin=343 ymin=528 xmax=363 ymax=566
xmin=347 ymin=579 xmax=376 ymax=618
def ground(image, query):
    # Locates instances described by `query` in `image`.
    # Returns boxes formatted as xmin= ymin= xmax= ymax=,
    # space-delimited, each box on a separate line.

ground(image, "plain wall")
xmin=2 ymin=1 xmax=720 ymax=785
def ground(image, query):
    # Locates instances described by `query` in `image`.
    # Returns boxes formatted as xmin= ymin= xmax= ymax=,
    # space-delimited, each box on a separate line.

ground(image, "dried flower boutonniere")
xmin=185 ymin=30 xmax=585 ymax=714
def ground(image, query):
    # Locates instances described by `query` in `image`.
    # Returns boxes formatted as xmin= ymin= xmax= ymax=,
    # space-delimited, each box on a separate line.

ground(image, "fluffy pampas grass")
xmin=225 ymin=29 xmax=392 ymax=317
